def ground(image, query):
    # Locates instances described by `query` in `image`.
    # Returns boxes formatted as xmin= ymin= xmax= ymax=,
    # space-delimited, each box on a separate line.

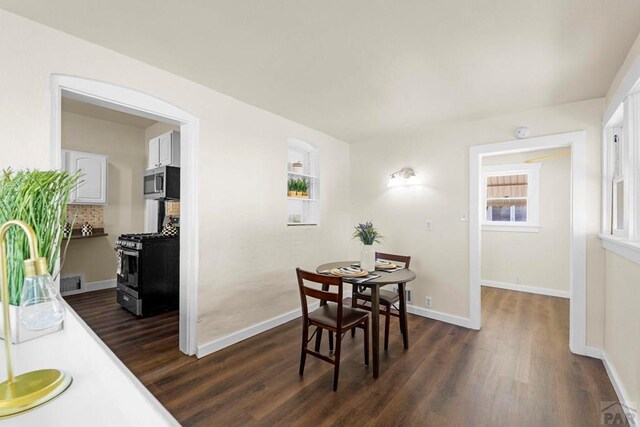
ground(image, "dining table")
xmin=316 ymin=261 xmax=416 ymax=378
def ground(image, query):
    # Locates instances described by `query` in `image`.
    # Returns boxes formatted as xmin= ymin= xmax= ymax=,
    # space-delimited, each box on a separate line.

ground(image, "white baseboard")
xmin=602 ymin=350 xmax=638 ymax=426
xmin=62 ymin=278 xmax=117 ymax=296
xmin=482 ymin=280 xmax=570 ymax=299
xmin=407 ymin=305 xmax=473 ymax=329
xmin=584 ymin=346 xmax=603 ymax=359
xmin=196 ymin=301 xmax=320 ymax=358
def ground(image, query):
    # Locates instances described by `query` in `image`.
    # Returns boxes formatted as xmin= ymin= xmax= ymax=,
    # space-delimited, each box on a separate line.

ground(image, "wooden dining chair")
xmin=296 ymin=268 xmax=370 ymax=391
xmin=351 ymin=252 xmax=411 ymax=350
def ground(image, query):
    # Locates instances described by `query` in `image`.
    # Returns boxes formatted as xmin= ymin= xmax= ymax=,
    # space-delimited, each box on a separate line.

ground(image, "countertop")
xmin=0 ymin=302 xmax=178 ymax=426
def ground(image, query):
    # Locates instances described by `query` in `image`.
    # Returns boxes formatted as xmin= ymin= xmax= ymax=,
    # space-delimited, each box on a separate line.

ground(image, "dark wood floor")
xmin=65 ymin=287 xmax=619 ymax=426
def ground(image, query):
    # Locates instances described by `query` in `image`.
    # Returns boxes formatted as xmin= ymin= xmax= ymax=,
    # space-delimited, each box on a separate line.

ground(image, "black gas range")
xmin=116 ymin=233 xmax=179 ymax=317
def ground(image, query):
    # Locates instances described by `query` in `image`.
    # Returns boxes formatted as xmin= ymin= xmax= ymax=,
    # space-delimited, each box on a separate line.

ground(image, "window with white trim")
xmin=610 ymin=127 xmax=626 ymax=237
xmin=604 ymin=91 xmax=640 ymax=242
xmin=481 ymin=163 xmax=541 ymax=230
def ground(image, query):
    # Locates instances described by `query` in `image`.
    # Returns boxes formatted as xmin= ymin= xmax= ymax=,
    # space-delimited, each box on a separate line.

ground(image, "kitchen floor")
xmin=65 ymin=287 xmax=621 ymax=426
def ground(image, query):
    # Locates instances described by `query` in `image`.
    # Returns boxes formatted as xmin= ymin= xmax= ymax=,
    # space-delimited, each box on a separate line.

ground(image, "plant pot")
xmin=288 ymin=191 xmax=296 ymax=197
xmin=360 ymin=244 xmax=375 ymax=272
xmin=295 ymin=192 xmax=302 ymax=197
xmin=302 ymin=192 xmax=308 ymax=198
xmin=0 ymin=303 xmax=63 ymax=344
xmin=292 ymin=165 xmax=304 ymax=174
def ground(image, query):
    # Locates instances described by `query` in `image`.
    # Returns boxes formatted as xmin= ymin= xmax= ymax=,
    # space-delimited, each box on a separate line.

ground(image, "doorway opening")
xmin=469 ymin=131 xmax=588 ymax=356
xmin=50 ymin=75 xmax=199 ymax=356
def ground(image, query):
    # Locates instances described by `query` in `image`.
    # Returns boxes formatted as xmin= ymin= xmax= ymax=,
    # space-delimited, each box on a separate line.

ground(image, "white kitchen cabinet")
xmin=63 ymin=150 xmax=109 ymax=205
xmin=148 ymin=137 xmax=160 ymax=169
xmin=148 ymin=130 xmax=180 ymax=169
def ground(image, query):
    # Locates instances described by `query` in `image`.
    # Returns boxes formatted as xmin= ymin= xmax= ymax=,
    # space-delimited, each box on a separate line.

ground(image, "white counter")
xmin=0 ymin=302 xmax=179 ymax=426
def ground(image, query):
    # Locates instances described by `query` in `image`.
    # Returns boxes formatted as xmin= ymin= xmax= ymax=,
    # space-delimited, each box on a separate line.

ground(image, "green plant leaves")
xmin=352 ymin=221 xmax=382 ymax=245
xmin=0 ymin=169 xmax=79 ymax=305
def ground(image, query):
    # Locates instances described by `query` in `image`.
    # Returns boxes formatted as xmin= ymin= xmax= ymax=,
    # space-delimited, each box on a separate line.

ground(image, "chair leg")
xmin=384 ymin=307 xmax=391 ymax=351
xmin=351 ymin=294 xmax=358 ymax=338
xmin=329 ymin=331 xmax=334 ymax=352
xmin=300 ymin=323 xmax=308 ymax=376
xmin=314 ymin=327 xmax=322 ymax=352
xmin=332 ymin=333 xmax=342 ymax=392
xmin=363 ymin=319 xmax=369 ymax=366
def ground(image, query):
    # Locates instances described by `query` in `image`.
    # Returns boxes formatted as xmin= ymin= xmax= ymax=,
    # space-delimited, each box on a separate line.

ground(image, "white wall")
xmin=603 ymin=252 xmax=640 ymax=411
xmin=61 ymin=111 xmax=146 ymax=283
xmin=350 ymin=98 xmax=604 ymax=347
xmin=481 ymin=148 xmax=570 ymax=293
xmin=0 ymin=10 xmax=351 ymax=346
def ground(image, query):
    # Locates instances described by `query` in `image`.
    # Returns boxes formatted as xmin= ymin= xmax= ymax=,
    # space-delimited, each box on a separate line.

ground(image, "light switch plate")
xmin=426 ymin=220 xmax=432 ymax=231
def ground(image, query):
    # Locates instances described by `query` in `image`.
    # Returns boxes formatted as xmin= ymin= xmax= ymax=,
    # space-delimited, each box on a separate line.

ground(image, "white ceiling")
xmin=62 ymin=97 xmax=157 ymax=129
xmin=3 ymin=1 xmax=640 ymax=142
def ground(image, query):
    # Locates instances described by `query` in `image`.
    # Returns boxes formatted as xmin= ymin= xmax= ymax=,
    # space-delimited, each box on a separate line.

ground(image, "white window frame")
xmin=610 ymin=126 xmax=628 ymax=238
xmin=481 ymin=162 xmax=541 ymax=232
xmin=601 ymin=91 xmax=640 ymax=265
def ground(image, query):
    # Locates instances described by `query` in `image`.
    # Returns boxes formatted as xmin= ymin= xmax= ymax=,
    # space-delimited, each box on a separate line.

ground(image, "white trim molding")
xmin=600 ymin=234 xmax=640 ymax=265
xmin=482 ymin=280 xmax=570 ymax=299
xmin=584 ymin=346 xmax=603 ymax=359
xmin=197 ymin=302 xmax=320 ymax=358
xmin=469 ymin=130 xmax=588 ymax=355
xmin=482 ymin=224 xmax=541 ymax=233
xmin=50 ymin=74 xmax=199 ymax=356
xmin=602 ymin=351 xmax=639 ymax=427
xmin=62 ymin=278 xmax=116 ymax=296
xmin=406 ymin=306 xmax=473 ymax=329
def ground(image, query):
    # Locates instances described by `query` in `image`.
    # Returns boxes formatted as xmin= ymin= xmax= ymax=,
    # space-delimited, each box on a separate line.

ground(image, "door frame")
xmin=50 ymin=74 xmax=199 ymax=355
xmin=469 ymin=130 xmax=588 ymax=355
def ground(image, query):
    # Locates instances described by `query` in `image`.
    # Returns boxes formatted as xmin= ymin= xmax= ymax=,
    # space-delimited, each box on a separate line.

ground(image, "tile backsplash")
xmin=166 ymin=201 xmax=180 ymax=217
xmin=67 ymin=205 xmax=104 ymax=228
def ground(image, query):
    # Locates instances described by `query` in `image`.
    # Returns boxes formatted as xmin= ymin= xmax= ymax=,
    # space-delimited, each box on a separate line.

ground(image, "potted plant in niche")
xmin=0 ymin=169 xmax=78 ymax=343
xmin=299 ymin=179 xmax=309 ymax=198
xmin=353 ymin=221 xmax=382 ymax=272
xmin=288 ymin=177 xmax=297 ymax=197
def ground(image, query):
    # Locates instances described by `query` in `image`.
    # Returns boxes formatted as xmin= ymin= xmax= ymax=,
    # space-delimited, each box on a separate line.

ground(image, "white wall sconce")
xmin=388 ymin=167 xmax=417 ymax=187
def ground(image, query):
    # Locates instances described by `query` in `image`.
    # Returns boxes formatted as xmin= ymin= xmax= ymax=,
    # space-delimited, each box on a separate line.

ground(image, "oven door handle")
xmin=121 ymin=249 xmax=139 ymax=257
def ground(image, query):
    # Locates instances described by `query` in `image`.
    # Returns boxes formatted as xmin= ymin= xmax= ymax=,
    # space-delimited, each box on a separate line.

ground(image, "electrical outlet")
xmin=425 ymin=296 xmax=432 ymax=308
xmin=459 ymin=211 xmax=469 ymax=222
xmin=426 ymin=220 xmax=432 ymax=231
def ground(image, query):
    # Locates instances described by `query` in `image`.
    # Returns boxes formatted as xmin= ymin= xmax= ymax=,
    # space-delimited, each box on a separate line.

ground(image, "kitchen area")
xmin=59 ymin=97 xmax=184 ymax=359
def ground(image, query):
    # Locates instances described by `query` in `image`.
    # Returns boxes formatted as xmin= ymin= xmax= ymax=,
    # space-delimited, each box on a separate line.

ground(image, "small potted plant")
xmin=288 ymin=177 xmax=296 ymax=197
xmin=353 ymin=221 xmax=382 ymax=272
xmin=299 ymin=179 xmax=309 ymax=198
xmin=292 ymin=161 xmax=304 ymax=174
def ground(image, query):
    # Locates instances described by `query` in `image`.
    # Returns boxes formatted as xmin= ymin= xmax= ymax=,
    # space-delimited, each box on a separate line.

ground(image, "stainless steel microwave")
xmin=144 ymin=166 xmax=180 ymax=200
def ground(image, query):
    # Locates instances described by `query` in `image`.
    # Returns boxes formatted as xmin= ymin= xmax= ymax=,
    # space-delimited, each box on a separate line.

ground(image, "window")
xmin=482 ymin=163 xmax=540 ymax=231
xmin=611 ymin=129 xmax=626 ymax=236
xmin=602 ymin=91 xmax=640 ymax=249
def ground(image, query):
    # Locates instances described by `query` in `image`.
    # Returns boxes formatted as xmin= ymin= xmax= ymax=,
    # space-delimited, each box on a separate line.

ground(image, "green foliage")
xmin=288 ymin=177 xmax=309 ymax=194
xmin=0 ymin=169 xmax=79 ymax=304
xmin=298 ymin=179 xmax=308 ymax=193
xmin=352 ymin=221 xmax=382 ymax=245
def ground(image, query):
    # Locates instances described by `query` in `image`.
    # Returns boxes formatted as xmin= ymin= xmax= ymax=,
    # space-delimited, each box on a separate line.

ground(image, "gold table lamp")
xmin=0 ymin=220 xmax=72 ymax=418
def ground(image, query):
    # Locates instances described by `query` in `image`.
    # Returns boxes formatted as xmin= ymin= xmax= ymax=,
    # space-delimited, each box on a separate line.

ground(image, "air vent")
xmin=61 ymin=275 xmax=83 ymax=294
